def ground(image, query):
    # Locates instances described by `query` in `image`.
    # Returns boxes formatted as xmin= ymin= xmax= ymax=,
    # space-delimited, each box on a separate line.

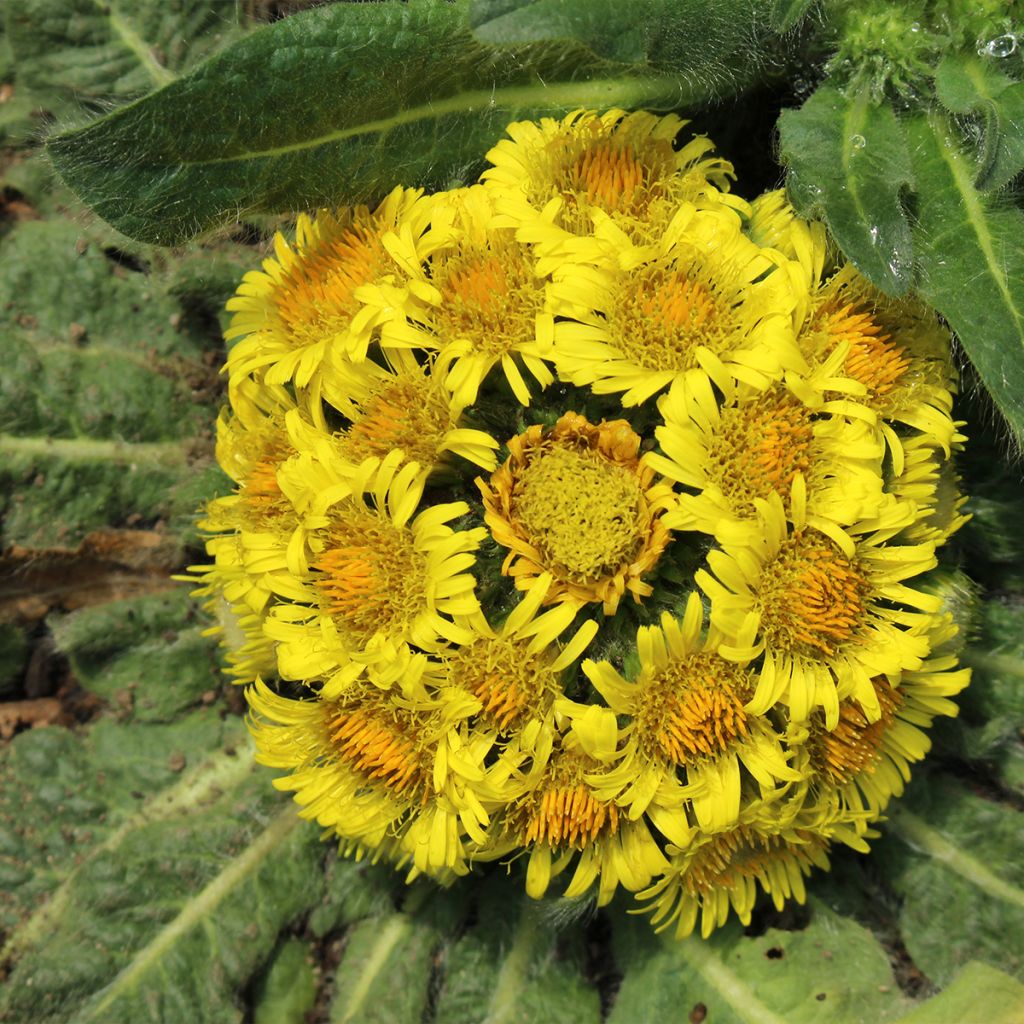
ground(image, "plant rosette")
xmin=189 ymin=108 xmax=970 ymax=940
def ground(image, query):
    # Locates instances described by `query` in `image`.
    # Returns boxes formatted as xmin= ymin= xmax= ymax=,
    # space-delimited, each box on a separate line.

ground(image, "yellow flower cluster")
xmin=191 ymin=109 xmax=970 ymax=938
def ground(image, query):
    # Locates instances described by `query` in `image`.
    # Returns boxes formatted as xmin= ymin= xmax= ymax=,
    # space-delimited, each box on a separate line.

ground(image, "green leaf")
xmin=767 ymin=0 xmax=815 ymax=34
xmin=469 ymin=0 xmax=774 ymax=78
xmin=307 ymin=858 xmax=408 ymax=939
xmin=894 ymin=962 xmax=1024 ymax=1023
xmin=0 ymin=216 xmax=236 ymax=549
xmin=881 ymin=778 xmax=1024 ymax=987
xmin=0 ymin=622 xmax=29 ymax=697
xmin=326 ymin=881 xmax=473 ymax=1024
xmin=608 ymin=903 xmax=911 ymax=1024
xmin=0 ymin=720 xmax=326 ymax=1023
xmin=0 ymin=714 xmax=246 ymax=941
xmin=252 ymin=938 xmax=318 ymax=1024
xmin=431 ymin=884 xmax=601 ymax=1024
xmin=959 ymin=597 xmax=1024 ymax=727
xmin=927 ymin=592 xmax=1024 ymax=793
xmin=329 ymin=912 xmax=442 ymax=1024
xmin=906 ymin=110 xmax=1024 ymax=447
xmin=47 ymin=0 xmax=751 ymax=246
xmin=934 ymin=54 xmax=1024 ymax=192
xmin=49 ymin=589 xmax=219 ymax=722
xmin=778 ymin=84 xmax=914 ymax=295
xmin=5 ymin=0 xmax=245 ymax=115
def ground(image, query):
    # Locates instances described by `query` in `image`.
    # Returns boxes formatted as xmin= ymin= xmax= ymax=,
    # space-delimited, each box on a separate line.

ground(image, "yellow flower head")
xmin=583 ymin=593 xmax=801 ymax=834
xmin=443 ymin=572 xmax=599 ymax=733
xmin=265 ymin=450 xmax=487 ymax=687
xmin=649 ymin=369 xmax=889 ymax=541
xmin=478 ymin=413 xmax=673 ymax=614
xmin=325 ymin=347 xmax=500 ymax=474
xmin=248 ymin=668 xmax=494 ymax=875
xmin=889 ymin=431 xmax=970 ymax=545
xmin=697 ymin=488 xmax=941 ymax=727
xmin=484 ymin=709 xmax=670 ymax=907
xmin=797 ymin=258 xmax=959 ymax=461
xmin=193 ymin=111 xmax=969 ymax=940
xmin=547 ymin=205 xmax=806 ymax=406
xmin=482 ymin=108 xmax=740 ymax=244
xmin=637 ymin=803 xmax=836 ymax=939
xmin=185 ymin=379 xmax=315 ymax=683
xmin=798 ymin=616 xmax=970 ymax=818
xmin=381 ymin=186 xmax=555 ymax=408
xmin=225 ymin=187 xmax=434 ymax=391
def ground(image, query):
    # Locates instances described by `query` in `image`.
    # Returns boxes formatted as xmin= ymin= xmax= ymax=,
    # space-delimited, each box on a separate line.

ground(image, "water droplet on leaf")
xmin=850 ymin=134 xmax=866 ymax=150
xmin=981 ymin=33 xmax=1018 ymax=57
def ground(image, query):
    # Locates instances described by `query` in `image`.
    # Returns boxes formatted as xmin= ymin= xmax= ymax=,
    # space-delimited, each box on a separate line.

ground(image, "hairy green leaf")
xmin=46 ymin=0 xmax=755 ymax=246
xmin=5 ymin=0 xmax=244 ymax=115
xmin=49 ymin=589 xmax=218 ymax=721
xmin=329 ymin=913 xmax=441 ymax=1024
xmin=253 ymin=938 xmax=318 ymax=1024
xmin=0 ymin=712 xmax=245 ymax=952
xmin=960 ymin=598 xmax=1024 ymax=726
xmin=882 ymin=778 xmax=1024 ymax=988
xmin=895 ymin=961 xmax=1024 ymax=1023
xmin=767 ymin=0 xmax=816 ymax=34
xmin=934 ymin=54 xmax=1024 ymax=192
xmin=0 ymin=722 xmax=325 ymax=1023
xmin=931 ymin=596 xmax=1024 ymax=794
xmin=907 ymin=110 xmax=1024 ymax=447
xmin=609 ymin=904 xmax=910 ymax=1024
xmin=308 ymin=858 xmax=408 ymax=939
xmin=901 ymin=962 xmax=1024 ymax=1019
xmin=779 ymin=84 xmax=914 ymax=295
xmin=469 ymin=0 xmax=774 ymax=80
xmin=0 ymin=215 xmax=236 ymax=548
xmin=432 ymin=884 xmax=600 ymax=1024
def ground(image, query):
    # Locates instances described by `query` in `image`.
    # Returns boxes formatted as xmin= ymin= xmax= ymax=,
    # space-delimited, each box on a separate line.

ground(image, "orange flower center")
xmin=509 ymin=756 xmax=620 ymax=850
xmin=234 ymin=423 xmax=295 ymax=529
xmin=708 ymin=391 xmax=814 ymax=512
xmin=314 ymin=512 xmax=426 ymax=642
xmin=434 ymin=241 xmax=543 ymax=358
xmin=448 ymin=637 xmax=559 ymax=731
xmin=612 ymin=263 xmax=730 ymax=372
xmin=328 ymin=706 xmax=429 ymax=801
xmin=339 ymin=368 xmax=455 ymax=469
xmin=245 ymin=460 xmax=282 ymax=501
xmin=683 ymin=826 xmax=825 ymax=896
xmin=275 ymin=219 xmax=388 ymax=348
xmin=567 ymin=141 xmax=652 ymax=213
xmin=816 ymin=301 xmax=910 ymax=398
xmin=812 ymin=677 xmax=903 ymax=784
xmin=636 ymin=654 xmax=751 ymax=764
xmin=759 ymin=532 xmax=870 ymax=658
xmin=536 ymin=123 xmax=678 ymax=228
